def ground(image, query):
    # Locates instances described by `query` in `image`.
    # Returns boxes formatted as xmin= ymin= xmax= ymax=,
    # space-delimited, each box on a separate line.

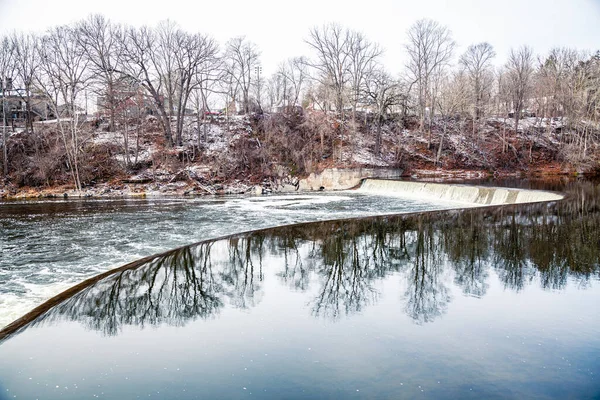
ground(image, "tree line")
xmin=1 ymin=15 xmax=599 ymax=187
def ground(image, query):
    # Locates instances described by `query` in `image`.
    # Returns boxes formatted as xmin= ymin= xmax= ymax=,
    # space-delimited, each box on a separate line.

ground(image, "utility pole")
xmin=255 ymin=65 xmax=262 ymax=113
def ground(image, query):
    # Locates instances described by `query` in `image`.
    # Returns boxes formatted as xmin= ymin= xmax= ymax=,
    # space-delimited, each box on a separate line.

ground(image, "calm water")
xmin=0 ymin=180 xmax=599 ymax=399
xmin=0 ymin=192 xmax=471 ymax=328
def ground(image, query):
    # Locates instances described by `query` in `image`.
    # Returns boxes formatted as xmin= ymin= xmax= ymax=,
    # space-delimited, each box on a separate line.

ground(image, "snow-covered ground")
xmin=488 ymin=116 xmax=565 ymax=132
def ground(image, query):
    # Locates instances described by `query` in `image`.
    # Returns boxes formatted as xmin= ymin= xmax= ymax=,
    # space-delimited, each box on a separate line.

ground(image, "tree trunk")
xmin=375 ymin=114 xmax=382 ymax=156
xmin=502 ymin=116 xmax=507 ymax=154
xmin=203 ymin=115 xmax=208 ymax=142
xmin=135 ymin=123 xmax=140 ymax=165
xmin=436 ymin=119 xmax=446 ymax=165
xmin=2 ymin=122 xmax=7 ymax=179
xmin=351 ymin=104 xmax=356 ymax=161
xmin=196 ymin=111 xmax=202 ymax=149
xmin=25 ymin=89 xmax=34 ymax=134
xmin=2 ymin=89 xmax=7 ymax=178
xmin=514 ymin=106 xmax=520 ymax=139
xmin=108 ymin=80 xmax=116 ymax=132
xmin=320 ymin=131 xmax=324 ymax=157
xmin=123 ymin=118 xmax=131 ymax=167
xmin=156 ymin=107 xmax=173 ymax=146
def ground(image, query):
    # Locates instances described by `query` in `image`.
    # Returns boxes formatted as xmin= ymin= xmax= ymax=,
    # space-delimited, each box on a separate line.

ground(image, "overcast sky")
xmin=1 ymin=0 xmax=599 ymax=76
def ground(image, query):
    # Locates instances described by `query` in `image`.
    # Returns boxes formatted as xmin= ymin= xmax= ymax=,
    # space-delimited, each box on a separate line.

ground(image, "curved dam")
xmin=358 ymin=179 xmax=564 ymax=205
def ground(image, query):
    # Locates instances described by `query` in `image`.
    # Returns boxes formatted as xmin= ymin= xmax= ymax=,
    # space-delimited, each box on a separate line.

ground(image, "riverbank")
xmin=1 ymin=112 xmax=597 ymax=200
xmin=0 ymin=165 xmax=585 ymax=200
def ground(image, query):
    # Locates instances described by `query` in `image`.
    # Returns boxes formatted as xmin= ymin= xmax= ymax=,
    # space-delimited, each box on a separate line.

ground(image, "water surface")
xmin=0 ymin=179 xmax=598 ymax=399
xmin=0 ymin=191 xmax=470 ymax=328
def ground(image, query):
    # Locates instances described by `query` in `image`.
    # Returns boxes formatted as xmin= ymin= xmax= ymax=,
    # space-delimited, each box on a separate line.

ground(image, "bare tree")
xmin=363 ymin=65 xmax=401 ymax=155
xmin=305 ymin=23 xmax=350 ymax=115
xmin=347 ymin=30 xmax=382 ymax=155
xmin=266 ymin=69 xmax=285 ymax=111
xmin=405 ymin=19 xmax=455 ymax=140
xmin=191 ymin=51 xmax=223 ymax=148
xmin=77 ymin=14 xmax=124 ymax=132
xmin=153 ymin=20 xmax=179 ymax=132
xmin=305 ymin=23 xmax=353 ymax=160
xmin=77 ymin=15 xmax=140 ymax=167
xmin=505 ymin=46 xmax=534 ymax=135
xmin=274 ymin=56 xmax=309 ymax=111
xmin=221 ymin=62 xmax=239 ymax=132
xmin=224 ymin=36 xmax=260 ymax=114
xmin=1 ymin=36 xmax=16 ymax=178
xmin=561 ymin=50 xmax=600 ymax=159
xmin=435 ymin=71 xmax=469 ymax=164
xmin=119 ymin=22 xmax=221 ymax=147
xmin=459 ymin=42 xmax=495 ymax=122
xmin=347 ymin=31 xmax=381 ymax=117
xmin=11 ymin=32 xmax=40 ymax=134
xmin=36 ymin=26 xmax=91 ymax=192
xmin=535 ymin=48 xmax=594 ymax=150
xmin=534 ymin=48 xmax=572 ymax=121
xmin=172 ymin=31 xmax=219 ymax=145
xmin=495 ymin=68 xmax=513 ymax=154
xmin=119 ymin=25 xmax=174 ymax=145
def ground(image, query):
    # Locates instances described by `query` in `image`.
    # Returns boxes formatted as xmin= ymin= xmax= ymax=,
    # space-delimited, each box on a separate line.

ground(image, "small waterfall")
xmin=358 ymin=179 xmax=563 ymax=205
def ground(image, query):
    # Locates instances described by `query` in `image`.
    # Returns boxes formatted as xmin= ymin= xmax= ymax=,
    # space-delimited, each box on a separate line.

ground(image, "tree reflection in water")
xmin=21 ymin=180 xmax=600 ymax=336
xmin=403 ymin=220 xmax=451 ymax=324
xmin=445 ymin=213 xmax=490 ymax=298
xmin=36 ymin=244 xmax=225 ymax=335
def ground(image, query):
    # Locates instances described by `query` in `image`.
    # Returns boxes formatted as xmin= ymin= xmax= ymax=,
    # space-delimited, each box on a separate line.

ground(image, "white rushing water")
xmin=358 ymin=179 xmax=563 ymax=204
xmin=0 ymin=191 xmax=472 ymax=328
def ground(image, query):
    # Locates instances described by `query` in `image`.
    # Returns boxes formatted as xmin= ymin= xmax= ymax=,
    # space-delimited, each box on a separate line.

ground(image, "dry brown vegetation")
xmin=5 ymin=111 xmax=600 ymax=196
xmin=1 ymin=109 xmax=599 ymax=198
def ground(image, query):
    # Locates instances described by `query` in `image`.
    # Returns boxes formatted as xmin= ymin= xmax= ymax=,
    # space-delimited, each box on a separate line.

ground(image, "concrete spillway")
xmin=358 ymin=179 xmax=564 ymax=205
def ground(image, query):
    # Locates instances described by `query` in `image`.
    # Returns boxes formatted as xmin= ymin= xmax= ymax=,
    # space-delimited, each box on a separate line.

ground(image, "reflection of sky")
xmin=1 ymin=237 xmax=598 ymax=399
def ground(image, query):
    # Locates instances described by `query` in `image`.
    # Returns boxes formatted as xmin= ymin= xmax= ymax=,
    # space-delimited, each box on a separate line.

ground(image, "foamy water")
xmin=0 ymin=191 xmax=470 ymax=328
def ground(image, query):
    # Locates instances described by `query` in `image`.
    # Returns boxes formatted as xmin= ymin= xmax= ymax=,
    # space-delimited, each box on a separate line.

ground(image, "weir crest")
xmin=358 ymin=179 xmax=564 ymax=205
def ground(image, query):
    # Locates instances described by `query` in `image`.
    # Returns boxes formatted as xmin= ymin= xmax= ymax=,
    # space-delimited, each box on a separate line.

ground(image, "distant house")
xmin=56 ymin=103 xmax=86 ymax=118
xmin=0 ymin=89 xmax=54 ymax=126
xmin=224 ymin=99 xmax=240 ymax=115
xmin=272 ymin=100 xmax=304 ymax=115
xmin=97 ymin=88 xmax=199 ymax=120
xmin=96 ymin=88 xmax=157 ymax=119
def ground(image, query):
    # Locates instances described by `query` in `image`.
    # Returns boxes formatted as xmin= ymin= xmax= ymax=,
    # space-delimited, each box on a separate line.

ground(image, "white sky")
xmin=1 ymin=0 xmax=599 ymax=77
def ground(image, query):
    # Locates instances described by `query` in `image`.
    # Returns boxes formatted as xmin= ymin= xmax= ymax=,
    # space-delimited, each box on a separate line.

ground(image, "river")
xmin=0 ymin=191 xmax=470 ymax=328
xmin=0 ymin=179 xmax=598 ymax=399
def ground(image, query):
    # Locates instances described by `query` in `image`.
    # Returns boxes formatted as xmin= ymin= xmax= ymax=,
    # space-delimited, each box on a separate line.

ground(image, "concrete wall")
xmin=297 ymin=168 xmax=403 ymax=191
xmin=358 ymin=179 xmax=564 ymax=205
